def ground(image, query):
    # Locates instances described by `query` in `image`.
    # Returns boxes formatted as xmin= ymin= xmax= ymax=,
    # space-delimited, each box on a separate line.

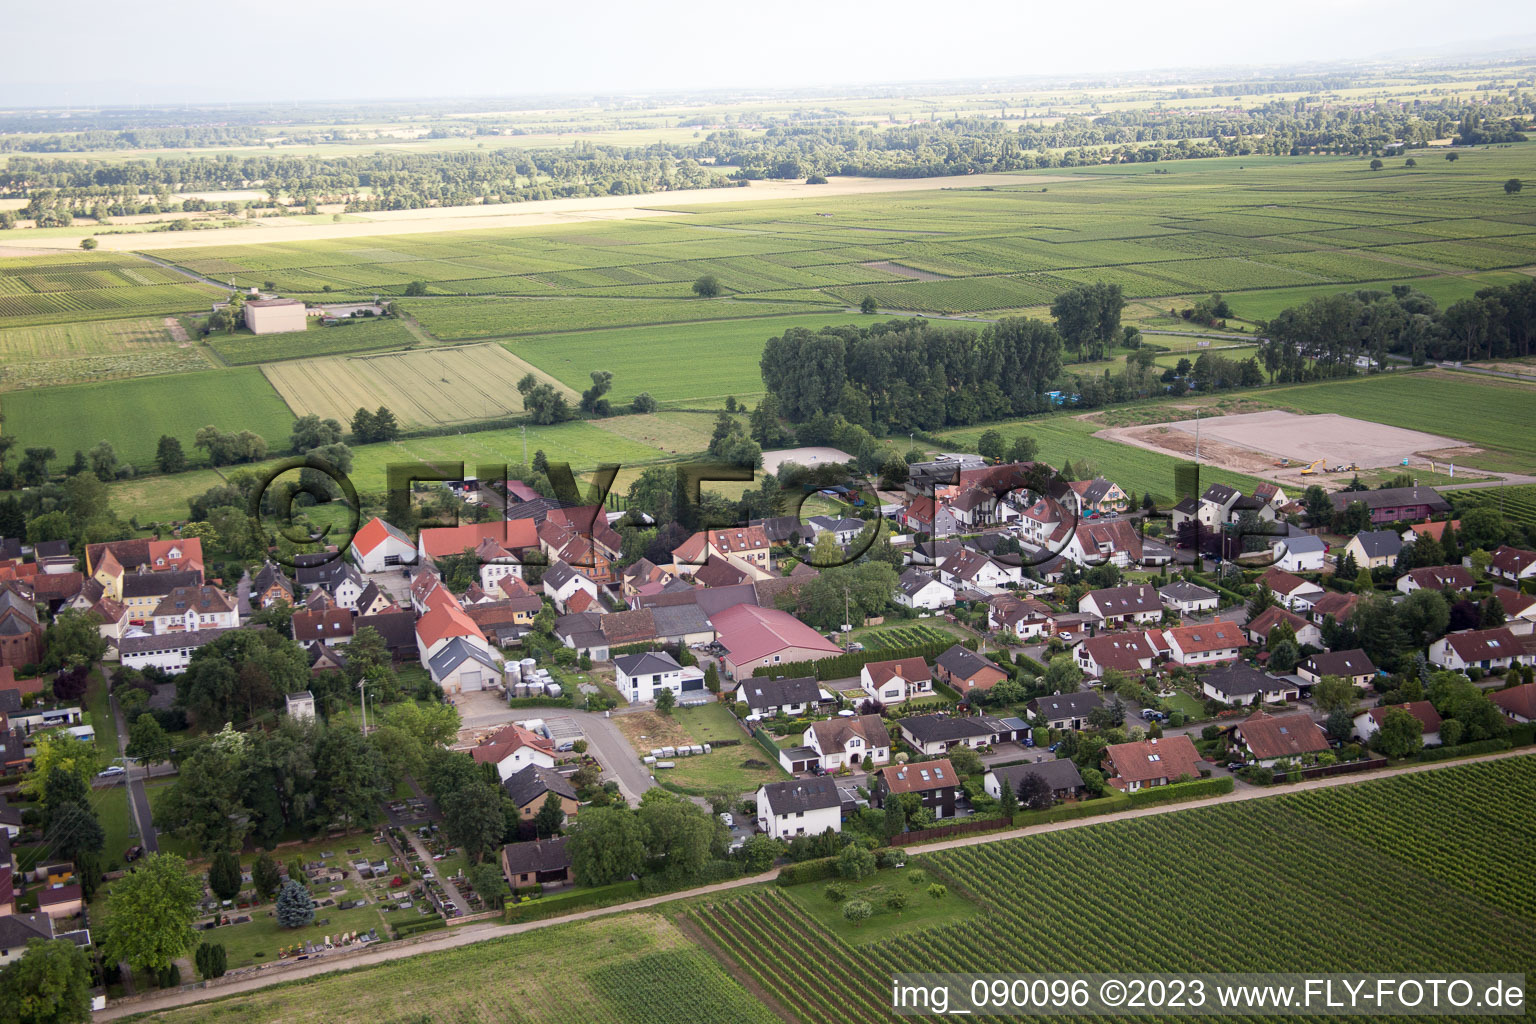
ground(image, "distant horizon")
xmin=2 ymin=0 xmax=1533 ymax=109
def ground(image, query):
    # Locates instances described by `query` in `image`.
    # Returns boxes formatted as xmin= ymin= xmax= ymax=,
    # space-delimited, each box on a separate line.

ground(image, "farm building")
xmin=243 ymin=297 xmax=306 ymax=334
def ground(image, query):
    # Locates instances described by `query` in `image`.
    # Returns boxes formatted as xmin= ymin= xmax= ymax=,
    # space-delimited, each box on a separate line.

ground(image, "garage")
xmin=780 ymin=745 xmax=820 ymax=774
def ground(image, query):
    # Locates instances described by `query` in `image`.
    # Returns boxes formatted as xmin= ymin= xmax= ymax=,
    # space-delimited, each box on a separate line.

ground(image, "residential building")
xmin=118 ymin=627 xmax=231 ymax=674
xmin=502 ymin=764 xmax=579 ymax=827
xmin=1165 ymin=620 xmax=1243 ymax=666
xmin=1428 ymin=628 xmax=1536 ymax=673
xmin=0 ymin=591 xmax=43 ymax=669
xmin=895 ymin=569 xmax=956 ymax=611
xmin=938 ymin=549 xmax=1019 ymax=590
xmin=1257 ymin=567 xmax=1325 ymax=612
xmin=1028 ymin=691 xmax=1104 ymax=730
xmin=472 ymin=723 xmax=556 ymax=781
xmin=984 ymin=759 xmax=1084 ymax=802
xmin=1102 ymin=735 xmax=1204 ymax=791
xmin=349 ymin=517 xmax=416 ymax=572
xmin=1354 ymin=702 xmax=1442 ymax=747
xmin=500 ymin=837 xmax=571 ymax=889
xmin=1328 ymin=485 xmax=1450 ymax=526
xmin=792 ymin=714 xmax=889 ymax=772
xmin=1243 ymin=605 xmax=1321 ymax=649
xmin=1273 ymin=533 xmax=1327 ymax=572
xmin=1233 ymin=711 xmax=1329 ymax=766
xmin=871 ymin=758 xmax=961 ymax=820
xmin=933 ymin=644 xmax=1008 ymax=694
xmin=284 ymin=691 xmax=316 ymax=722
xmin=740 ymin=676 xmax=822 ymax=720
xmin=1200 ymin=663 xmax=1299 ymax=706
xmin=711 ymin=603 xmax=842 ymax=679
xmin=1402 ymin=520 xmax=1460 ymax=546
xmin=671 ymin=526 xmax=771 ymax=576
xmin=1307 ymin=592 xmax=1360 ymax=626
xmin=251 ymin=563 xmax=294 ymax=609
xmin=897 ymin=714 xmax=995 ymax=756
xmin=1158 ymin=581 xmax=1218 ymax=616
xmin=900 ymin=496 xmax=959 ymax=538
xmin=1073 ymin=631 xmax=1160 ymax=679
xmin=1062 ymin=518 xmax=1144 ymax=569
xmin=1078 ymin=584 xmax=1161 ymax=626
xmin=860 ymin=657 xmax=933 ymax=705
xmin=293 ymin=607 xmax=355 ymax=646
xmin=1494 ymin=589 xmax=1536 ymax=625
xmin=1297 ymin=649 xmax=1376 ymax=688
xmin=1490 ymin=546 xmax=1536 ymax=583
xmin=1342 ymin=530 xmax=1403 ymax=571
xmin=543 ymin=562 xmax=600 ymax=613
xmin=613 ymin=651 xmax=687 ymax=704
xmin=148 ymin=585 xmax=237 ymax=635
xmin=1069 ymin=477 xmax=1129 ymax=515
xmin=1489 ymin=682 xmax=1536 ymax=724
xmin=417 ymin=520 xmax=539 ymax=574
xmin=1397 ymin=565 xmax=1476 ymax=595
xmin=756 ymin=778 xmax=842 ymax=840
xmin=987 ymin=593 xmax=1055 ymax=639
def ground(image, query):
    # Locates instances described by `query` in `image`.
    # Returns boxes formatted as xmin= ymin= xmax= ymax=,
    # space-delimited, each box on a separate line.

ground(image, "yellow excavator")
xmin=1299 ymin=459 xmax=1327 ymax=475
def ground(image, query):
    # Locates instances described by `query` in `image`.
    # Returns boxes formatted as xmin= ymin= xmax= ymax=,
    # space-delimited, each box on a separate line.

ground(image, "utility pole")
xmin=521 ymin=425 xmax=528 ymax=468
xmin=357 ymin=677 xmax=368 ymax=735
xmin=843 ymin=585 xmax=851 ymax=634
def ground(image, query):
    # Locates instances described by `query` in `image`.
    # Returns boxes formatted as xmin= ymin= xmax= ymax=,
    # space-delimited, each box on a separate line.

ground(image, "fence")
xmin=896 ymin=816 xmax=1011 ymax=845
xmin=1274 ymin=758 xmax=1388 ymax=782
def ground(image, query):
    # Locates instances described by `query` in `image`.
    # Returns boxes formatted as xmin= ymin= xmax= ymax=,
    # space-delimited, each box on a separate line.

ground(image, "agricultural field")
xmin=1218 ymin=270 xmax=1533 ymax=323
xmin=691 ymin=757 xmax=1536 ymax=1024
xmin=405 ymin=296 xmax=833 ymax=340
xmin=0 ymin=315 xmax=216 ymax=389
xmin=134 ymin=914 xmax=779 ymax=1024
xmin=588 ymin=412 xmax=732 ymax=457
xmin=209 ymin=317 xmax=418 ymax=365
xmin=263 ymin=344 xmax=540 ymax=427
xmin=856 ymin=624 xmax=961 ymax=650
xmin=0 ymin=366 xmax=295 ymax=469
xmin=507 ymin=312 xmax=871 ymax=406
xmin=1449 ymin=483 xmax=1536 ymax=529
xmin=0 ymin=251 xmax=225 ymax=328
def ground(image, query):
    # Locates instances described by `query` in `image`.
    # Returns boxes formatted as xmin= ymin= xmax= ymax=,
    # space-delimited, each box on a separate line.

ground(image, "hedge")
xmin=752 ymin=728 xmax=782 ymax=764
xmin=1124 ymin=776 xmax=1233 ymax=808
xmin=774 ymin=857 xmax=840 ymax=886
xmin=501 ymin=880 xmax=643 ymax=923
xmin=503 ymin=696 xmax=574 ymax=709
xmin=1014 ymin=652 xmax=1048 ymax=677
xmin=1012 ymin=790 xmax=1131 ymax=827
xmin=751 ymin=636 xmax=974 ymax=681
xmin=1416 ymin=738 xmax=1512 ymax=762
xmin=392 ymin=917 xmax=447 ymax=939
xmin=1508 ymin=723 xmax=1535 ymax=747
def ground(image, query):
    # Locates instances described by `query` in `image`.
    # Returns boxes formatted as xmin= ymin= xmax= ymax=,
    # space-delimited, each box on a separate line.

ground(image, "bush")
xmin=823 ymin=883 xmax=848 ymax=903
xmin=837 ymin=843 xmax=877 ymax=880
xmin=1416 ymin=738 xmax=1511 ymax=762
xmin=1124 ymin=777 xmax=1233 ymax=806
xmin=774 ymin=857 xmax=840 ymax=886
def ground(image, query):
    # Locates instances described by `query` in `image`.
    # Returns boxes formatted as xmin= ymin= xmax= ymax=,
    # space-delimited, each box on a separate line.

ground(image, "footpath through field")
xmin=98 ymin=747 xmax=1534 ymax=1020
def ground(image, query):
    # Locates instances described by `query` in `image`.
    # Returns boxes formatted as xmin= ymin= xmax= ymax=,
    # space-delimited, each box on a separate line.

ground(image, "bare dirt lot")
xmin=1098 ymin=410 xmax=1473 ymax=487
xmin=761 ymin=446 xmax=856 ymax=474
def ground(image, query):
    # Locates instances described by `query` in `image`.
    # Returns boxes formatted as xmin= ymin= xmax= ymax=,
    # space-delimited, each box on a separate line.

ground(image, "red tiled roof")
xmin=1245 ymin=604 xmax=1309 ymax=639
xmin=1404 ymin=565 xmax=1475 ymax=591
xmin=351 ymin=516 xmax=410 ymax=557
xmin=863 ymin=657 xmax=930 ymax=689
xmin=1489 ymin=683 xmax=1536 ymax=721
xmin=1237 ymin=711 xmax=1328 ymax=760
xmin=1491 ymin=546 xmax=1536 ymax=577
xmin=1168 ymin=620 xmax=1243 ymax=654
xmin=293 ymin=607 xmax=354 ymax=643
xmin=711 ymin=604 xmax=841 ymax=665
xmin=1104 ymin=735 xmax=1203 ymax=785
xmin=1407 ymin=520 xmax=1459 ymax=542
xmin=878 ymin=758 xmax=957 ymax=794
xmin=1364 ymin=700 xmax=1443 ymax=734
xmin=1257 ymin=567 xmax=1312 ymax=597
xmin=419 ymin=520 xmax=538 ymax=560
xmin=471 ymin=723 xmax=553 ymax=765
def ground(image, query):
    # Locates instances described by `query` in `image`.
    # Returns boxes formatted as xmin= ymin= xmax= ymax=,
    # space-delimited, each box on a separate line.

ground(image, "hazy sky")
xmin=4 ymin=0 xmax=1533 ymax=106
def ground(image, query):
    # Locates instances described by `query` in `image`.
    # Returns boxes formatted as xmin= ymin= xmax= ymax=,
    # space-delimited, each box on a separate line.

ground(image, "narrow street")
xmin=109 ymin=693 xmax=160 ymax=854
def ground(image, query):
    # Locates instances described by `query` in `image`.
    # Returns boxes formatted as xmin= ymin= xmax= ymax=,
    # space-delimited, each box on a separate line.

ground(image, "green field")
xmin=1219 ymin=271 xmax=1533 ymax=323
xmin=508 ymin=311 xmax=874 ymax=405
xmin=406 ymin=296 xmax=834 ymax=340
xmin=209 ymin=317 xmax=418 ymax=364
xmin=0 ymin=251 xmax=225 ymax=328
xmin=690 ymin=756 xmax=1536 ymax=1024
xmin=0 ymin=366 xmax=295 ymax=469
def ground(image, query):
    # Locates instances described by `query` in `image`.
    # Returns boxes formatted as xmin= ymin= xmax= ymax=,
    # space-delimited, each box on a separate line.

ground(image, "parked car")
xmin=845 ymin=642 xmax=864 ymax=653
xmin=719 ymin=812 xmax=734 ymax=828
xmin=97 ymin=765 xmax=126 ymax=778
xmin=1057 ymin=631 xmax=1073 ymax=640
xmin=124 ymin=845 xmax=143 ymax=862
xmin=1140 ymin=709 xmax=1165 ymax=722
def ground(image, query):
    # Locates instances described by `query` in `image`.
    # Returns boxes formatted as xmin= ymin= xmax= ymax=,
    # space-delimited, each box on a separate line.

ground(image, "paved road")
xmin=109 ymin=693 xmax=160 ymax=854
xmin=562 ymin=708 xmax=658 ymax=803
xmin=131 ymin=251 xmax=237 ymax=292
xmin=99 ymin=746 xmax=1535 ymax=1021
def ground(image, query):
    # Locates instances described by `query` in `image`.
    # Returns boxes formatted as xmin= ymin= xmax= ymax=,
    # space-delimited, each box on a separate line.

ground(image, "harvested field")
xmin=262 ymin=344 xmax=551 ymax=427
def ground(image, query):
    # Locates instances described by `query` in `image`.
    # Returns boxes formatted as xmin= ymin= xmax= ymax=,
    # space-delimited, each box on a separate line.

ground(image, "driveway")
xmin=562 ymin=708 xmax=657 ymax=804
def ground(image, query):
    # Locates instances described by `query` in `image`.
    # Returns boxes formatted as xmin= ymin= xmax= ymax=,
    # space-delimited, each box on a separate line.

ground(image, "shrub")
xmin=926 ymin=883 xmax=948 ymax=900
xmin=842 ymin=898 xmax=873 ymax=924
xmin=775 ymin=857 xmax=839 ymax=886
xmin=823 ymin=883 xmax=848 ymax=903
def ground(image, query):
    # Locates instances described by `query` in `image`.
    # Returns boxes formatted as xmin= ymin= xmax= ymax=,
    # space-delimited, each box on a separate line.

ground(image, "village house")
xmin=1297 ymin=649 xmax=1376 ymax=689
xmin=988 ymin=592 xmax=1055 ymax=639
xmin=613 ymin=651 xmax=690 ymax=704
xmin=149 ymin=585 xmax=238 ymax=635
xmin=1307 ymin=592 xmax=1360 ymax=626
xmin=1073 ymin=631 xmax=1160 ymax=680
xmin=900 ymin=496 xmax=959 ymax=539
xmin=1490 ymin=546 xmax=1536 ymax=583
xmin=1200 ymin=662 xmax=1299 ymax=706
xmin=293 ymin=607 xmax=355 ymax=647
xmin=897 ymin=714 xmax=996 ymax=756
xmin=1401 ymin=519 xmax=1460 ymax=546
xmin=250 ymin=563 xmax=294 ymax=609
xmin=1489 ymin=682 xmax=1536 ymax=724
xmin=1028 ymin=690 xmax=1105 ymax=730
xmin=86 ymin=538 xmax=204 ymax=592
xmin=895 ymin=568 xmax=956 ymax=611
xmin=740 ymin=675 xmax=823 ymax=721
xmin=985 ymin=759 xmax=1085 ymax=802
xmin=1243 ymin=604 xmax=1321 ymax=649
xmin=871 ymin=757 xmax=961 ymax=820
xmin=1158 ymin=581 xmax=1218 ymax=616
xmin=1078 ymin=584 xmax=1161 ymax=627
xmin=1102 ymin=735 xmax=1203 ymax=791
xmin=472 ymin=723 xmax=557 ymax=781
xmin=1257 ymin=567 xmax=1326 ymax=612
xmin=1069 ymin=477 xmax=1129 ymax=515
xmin=756 ymin=778 xmax=842 ymax=840
xmin=1341 ymin=530 xmax=1402 ymax=571
xmin=1396 ymin=565 xmax=1476 ymax=595
xmin=116 ymin=569 xmax=205 ymax=626
xmin=1329 ymin=485 xmax=1450 ymax=526
xmin=500 ymin=837 xmax=571 ymax=890
xmin=934 ymin=644 xmax=1008 ymax=694
xmin=671 ymin=526 xmax=772 ymax=577
xmin=1495 ymin=589 xmax=1536 ymax=625
xmin=1233 ymin=711 xmax=1329 ymax=766
xmin=785 ymin=714 xmax=890 ymax=773
xmin=1354 ymin=702 xmax=1442 ymax=747
xmin=118 ymin=627 xmax=232 ymax=674
xmin=417 ymin=520 xmax=538 ymax=580
xmin=949 ymin=486 xmax=1021 ymax=530
xmin=1428 ymin=627 xmax=1536 ymax=673
xmin=938 ymin=548 xmax=1020 ymax=591
xmin=860 ymin=657 xmax=933 ymax=705
xmin=711 ymin=603 xmax=842 ymax=679
xmin=349 ymin=517 xmax=417 ymax=572
xmin=1197 ymin=483 xmax=1244 ymax=528
xmin=543 ymin=562 xmax=600 ymax=613
xmin=1061 ymin=518 xmax=1144 ymax=569
xmin=1165 ymin=620 xmax=1243 ymax=666
xmin=502 ymin=764 xmax=579 ymax=829
xmin=1273 ymin=532 xmax=1327 ymax=573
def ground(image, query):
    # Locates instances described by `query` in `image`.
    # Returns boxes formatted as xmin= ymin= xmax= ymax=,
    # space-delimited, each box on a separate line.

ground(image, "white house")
xmin=1078 ymin=584 xmax=1161 ymax=626
xmin=938 ymin=549 xmax=1019 ymax=590
xmin=149 ymin=586 xmax=238 ymax=635
xmin=894 ymin=569 xmax=955 ymax=611
xmin=1257 ymin=568 xmax=1326 ymax=612
xmin=470 ymin=723 xmax=556 ymax=781
xmin=1353 ymin=702 xmax=1442 ymax=747
xmin=794 ymin=714 xmax=890 ymax=772
xmin=805 ymin=516 xmax=866 ymax=546
xmin=1165 ymin=621 xmax=1243 ymax=666
xmin=739 ymin=675 xmax=822 ymax=720
xmin=350 ymin=517 xmax=417 ymax=572
xmin=756 ymin=778 xmax=842 ymax=840
xmin=543 ymin=562 xmax=599 ymax=614
xmin=1157 ymin=581 xmax=1218 ymax=616
xmin=1427 ymin=627 xmax=1533 ymax=673
xmin=1273 ymin=534 xmax=1327 ymax=573
xmin=988 ymin=593 xmax=1055 ymax=639
xmin=118 ymin=627 xmax=232 ymax=674
xmin=426 ymin=637 xmax=503 ymax=694
xmin=613 ymin=651 xmax=685 ymax=704
xmin=897 ymin=714 xmax=997 ymax=756
xmin=858 ymin=656 xmax=932 ymax=705
xmin=1200 ymin=662 xmax=1299 ymax=706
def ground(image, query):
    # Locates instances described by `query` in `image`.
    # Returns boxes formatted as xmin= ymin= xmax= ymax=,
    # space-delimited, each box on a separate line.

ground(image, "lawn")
xmin=1159 ymin=691 xmax=1208 ymax=721
xmin=779 ymin=866 xmax=983 ymax=944
xmin=0 ymin=365 xmax=295 ymax=469
xmin=676 ymin=702 xmax=748 ymax=745
xmin=506 ymin=311 xmax=873 ymax=405
xmin=102 ymin=467 xmax=229 ymax=522
xmin=94 ymin=786 xmax=136 ymax=874
xmin=614 ymin=706 xmax=785 ymax=797
xmin=208 ymin=316 xmax=418 ymax=365
xmin=144 ymin=779 xmax=197 ymax=861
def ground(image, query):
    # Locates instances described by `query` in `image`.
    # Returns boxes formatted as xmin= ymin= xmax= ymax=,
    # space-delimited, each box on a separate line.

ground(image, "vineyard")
xmin=0 ymin=252 xmax=223 ymax=328
xmin=1449 ymin=484 xmax=1536 ymax=529
xmin=209 ymin=317 xmax=417 ymax=364
xmin=859 ymin=624 xmax=959 ymax=650
xmin=690 ymin=756 xmax=1536 ymax=1024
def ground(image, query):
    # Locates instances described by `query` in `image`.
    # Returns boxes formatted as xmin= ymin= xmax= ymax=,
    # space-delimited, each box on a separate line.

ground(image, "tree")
xmin=1325 ymin=706 xmax=1355 ymax=743
xmin=403 ymin=280 xmax=428 ymax=296
xmin=251 ymin=853 xmax=281 ymax=899
xmin=1043 ymin=654 xmax=1083 ymax=693
xmin=1505 ymin=179 xmax=1523 ymax=195
xmin=0 ymin=938 xmax=93 ymax=1024
xmin=1268 ymin=639 xmax=1301 ymax=674
xmin=996 ymin=778 xmax=1019 ymax=820
xmin=927 ymin=883 xmax=948 ymax=900
xmin=207 ymin=850 xmax=243 ymax=901
xmin=860 ymin=295 xmax=878 ymax=314
xmin=977 ymin=429 xmax=1005 ymax=463
xmin=533 ymin=791 xmax=566 ymax=838
xmin=441 ymin=782 xmax=506 ymax=864
xmin=42 ymin=610 xmax=108 ymax=673
xmin=1302 ymin=485 xmax=1332 ymax=525
xmin=349 ymin=407 xmax=378 ymax=444
xmin=80 ymin=237 xmax=98 ymax=250
xmin=154 ymin=435 xmax=186 ymax=474
xmin=692 ymin=275 xmax=722 ymax=298
xmin=1312 ymin=675 xmax=1358 ymax=714
xmin=947 ymin=744 xmax=983 ymax=779
xmin=654 ymin=688 xmax=676 ymax=715
xmin=631 ymin=392 xmax=657 ymax=414
xmin=1246 ymin=582 xmax=1276 ymax=620
xmin=885 ymin=891 xmax=908 ymax=915
xmin=740 ymin=834 xmax=782 ymax=873
xmin=567 ymin=806 xmax=648 ymax=885
xmin=21 ymin=733 xmax=98 ymax=799
xmin=100 ymin=853 xmax=200 ymax=973
xmin=194 ymin=942 xmax=228 ymax=981
xmin=842 ymin=899 xmax=873 ymax=925
xmin=44 ymin=804 xmax=103 ymax=868
xmin=1353 ymin=563 xmax=1375 ymax=595
xmin=882 ymin=797 xmax=906 ymax=840
xmin=1369 ymin=158 xmax=1384 ymax=171
xmin=126 ymin=714 xmax=170 ymax=765
xmin=1016 ymin=773 xmax=1054 ymax=811
xmin=579 ymin=370 xmax=614 ymax=417
xmin=466 ymin=861 xmax=509 ymax=910
xmin=275 ymin=879 xmax=316 ymax=928
xmin=1372 ymin=707 xmax=1424 ymax=758
xmin=1007 ymin=435 xmax=1039 ymax=464
xmin=636 ymin=790 xmax=719 ymax=877
xmin=837 ymin=842 xmax=877 ymax=881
